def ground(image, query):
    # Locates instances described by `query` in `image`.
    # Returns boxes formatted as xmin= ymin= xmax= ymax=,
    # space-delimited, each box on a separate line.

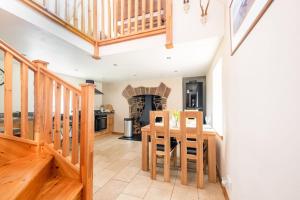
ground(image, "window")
xmin=212 ymin=58 xmax=223 ymax=135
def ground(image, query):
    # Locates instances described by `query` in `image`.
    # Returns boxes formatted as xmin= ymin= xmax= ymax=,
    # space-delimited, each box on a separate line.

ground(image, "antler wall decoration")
xmin=200 ymin=0 xmax=210 ymax=24
xmin=183 ymin=0 xmax=190 ymax=13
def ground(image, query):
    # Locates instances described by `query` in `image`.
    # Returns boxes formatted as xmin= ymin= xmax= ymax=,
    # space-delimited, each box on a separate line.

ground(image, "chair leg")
xmin=164 ymin=154 xmax=171 ymax=182
xmin=197 ymin=146 xmax=204 ymax=188
xmin=181 ymin=145 xmax=188 ymax=185
xmin=151 ymin=139 xmax=157 ymax=180
xmin=172 ymin=147 xmax=177 ymax=167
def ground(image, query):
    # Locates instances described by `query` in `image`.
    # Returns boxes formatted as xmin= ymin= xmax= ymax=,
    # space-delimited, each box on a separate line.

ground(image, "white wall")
xmin=207 ymin=0 xmax=300 ymax=199
xmin=102 ymin=77 xmax=183 ymax=133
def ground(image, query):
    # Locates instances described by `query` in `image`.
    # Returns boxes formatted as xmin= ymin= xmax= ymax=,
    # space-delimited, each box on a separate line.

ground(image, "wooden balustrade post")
xmin=92 ymin=0 xmax=100 ymax=59
xmin=80 ymin=84 xmax=95 ymax=200
xmin=4 ymin=52 xmax=13 ymax=136
xmin=165 ymin=0 xmax=173 ymax=49
xmin=33 ymin=60 xmax=48 ymax=144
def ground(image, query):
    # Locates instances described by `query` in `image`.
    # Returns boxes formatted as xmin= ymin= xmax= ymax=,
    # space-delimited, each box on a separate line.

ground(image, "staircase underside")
xmin=0 ymin=136 xmax=83 ymax=200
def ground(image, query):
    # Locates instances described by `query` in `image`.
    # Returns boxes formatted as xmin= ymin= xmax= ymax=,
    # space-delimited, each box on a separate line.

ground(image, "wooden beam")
xmin=107 ymin=0 xmax=112 ymax=38
xmin=43 ymin=77 xmax=53 ymax=144
xmin=93 ymin=0 xmax=98 ymax=39
xmin=93 ymin=43 xmax=100 ymax=59
xmin=80 ymin=84 xmax=95 ymax=200
xmin=120 ymin=0 xmax=124 ymax=35
xmin=101 ymin=0 xmax=105 ymax=38
xmin=141 ymin=0 xmax=145 ymax=31
xmin=113 ymin=0 xmax=118 ymax=37
xmin=150 ymin=0 xmax=153 ymax=29
xmin=127 ymin=0 xmax=131 ymax=34
xmin=74 ymin=0 xmax=79 ymax=28
xmin=81 ymin=0 xmax=86 ymax=33
xmin=165 ymin=0 xmax=173 ymax=48
xmin=71 ymin=93 xmax=79 ymax=164
xmin=134 ymin=0 xmax=138 ymax=32
xmin=33 ymin=60 xmax=48 ymax=144
xmin=157 ymin=0 xmax=161 ymax=27
xmin=20 ymin=63 xmax=29 ymax=139
xmin=54 ymin=82 xmax=62 ymax=150
xmin=4 ymin=52 xmax=13 ymax=136
xmin=62 ymin=88 xmax=70 ymax=157
xmin=88 ymin=0 xmax=92 ymax=36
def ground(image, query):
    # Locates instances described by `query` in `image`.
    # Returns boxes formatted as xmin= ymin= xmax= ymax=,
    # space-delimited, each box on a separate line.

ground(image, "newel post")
xmin=33 ymin=60 xmax=48 ymax=144
xmin=165 ymin=0 xmax=173 ymax=49
xmin=80 ymin=83 xmax=95 ymax=200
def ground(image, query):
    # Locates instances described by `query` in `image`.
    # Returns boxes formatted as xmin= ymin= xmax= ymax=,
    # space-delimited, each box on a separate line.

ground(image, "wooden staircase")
xmin=0 ymin=39 xmax=95 ymax=199
xmin=0 ymin=137 xmax=82 ymax=200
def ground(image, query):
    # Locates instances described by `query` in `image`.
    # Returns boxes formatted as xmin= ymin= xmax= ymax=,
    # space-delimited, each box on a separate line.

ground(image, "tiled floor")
xmin=93 ymin=134 xmax=225 ymax=200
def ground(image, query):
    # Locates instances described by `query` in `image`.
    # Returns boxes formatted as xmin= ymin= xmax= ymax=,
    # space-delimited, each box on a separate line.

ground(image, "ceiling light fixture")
xmin=113 ymin=64 xmax=118 ymax=67
xmin=74 ymin=69 xmax=79 ymax=72
xmin=174 ymin=70 xmax=178 ymax=73
xmin=166 ymin=56 xmax=172 ymax=60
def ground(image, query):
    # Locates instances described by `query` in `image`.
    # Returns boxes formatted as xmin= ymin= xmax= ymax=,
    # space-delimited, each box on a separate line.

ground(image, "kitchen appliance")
xmin=95 ymin=110 xmax=107 ymax=132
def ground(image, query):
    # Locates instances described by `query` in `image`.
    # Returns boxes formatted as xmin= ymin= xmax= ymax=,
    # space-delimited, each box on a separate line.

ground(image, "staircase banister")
xmin=0 ymin=39 xmax=37 ymax=71
xmin=40 ymin=67 xmax=82 ymax=95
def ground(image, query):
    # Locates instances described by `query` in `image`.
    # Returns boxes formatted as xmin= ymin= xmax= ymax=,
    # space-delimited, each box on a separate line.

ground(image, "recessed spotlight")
xmin=166 ymin=56 xmax=172 ymax=60
xmin=133 ymin=74 xmax=137 ymax=77
xmin=174 ymin=70 xmax=178 ymax=73
xmin=113 ymin=64 xmax=118 ymax=67
xmin=74 ymin=69 xmax=79 ymax=72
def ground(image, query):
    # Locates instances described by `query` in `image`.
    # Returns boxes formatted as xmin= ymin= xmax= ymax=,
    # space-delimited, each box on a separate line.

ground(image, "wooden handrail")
xmin=20 ymin=0 xmax=173 ymax=58
xmin=0 ymin=39 xmax=37 ymax=71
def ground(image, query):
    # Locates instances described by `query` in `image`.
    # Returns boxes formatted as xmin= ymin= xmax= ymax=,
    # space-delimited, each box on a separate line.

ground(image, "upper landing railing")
xmin=20 ymin=0 xmax=173 ymax=58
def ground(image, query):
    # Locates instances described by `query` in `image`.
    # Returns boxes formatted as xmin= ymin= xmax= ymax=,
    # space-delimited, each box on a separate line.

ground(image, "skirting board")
xmin=217 ymin=166 xmax=230 ymax=200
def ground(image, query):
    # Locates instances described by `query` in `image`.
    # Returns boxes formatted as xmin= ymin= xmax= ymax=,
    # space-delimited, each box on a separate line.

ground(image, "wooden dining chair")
xmin=180 ymin=111 xmax=205 ymax=188
xmin=150 ymin=111 xmax=177 ymax=182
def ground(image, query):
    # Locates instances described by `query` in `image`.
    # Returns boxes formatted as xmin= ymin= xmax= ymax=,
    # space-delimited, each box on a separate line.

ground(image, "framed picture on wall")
xmin=229 ymin=0 xmax=273 ymax=55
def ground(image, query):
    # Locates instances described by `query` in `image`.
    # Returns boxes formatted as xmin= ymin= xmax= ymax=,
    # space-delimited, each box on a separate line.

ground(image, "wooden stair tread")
xmin=34 ymin=176 xmax=82 ymax=200
xmin=0 ymin=153 xmax=53 ymax=200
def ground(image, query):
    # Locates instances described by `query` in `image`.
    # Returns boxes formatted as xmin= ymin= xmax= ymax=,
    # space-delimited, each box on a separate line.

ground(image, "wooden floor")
xmin=93 ymin=135 xmax=225 ymax=200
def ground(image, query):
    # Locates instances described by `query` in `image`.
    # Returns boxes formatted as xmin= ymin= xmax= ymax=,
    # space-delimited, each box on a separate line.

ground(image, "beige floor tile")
xmin=93 ymin=135 xmax=225 ymax=200
xmin=122 ymin=175 xmax=153 ymax=198
xmin=198 ymin=183 xmax=225 ymax=200
xmin=105 ymin=159 xmax=131 ymax=172
xmin=144 ymin=183 xmax=174 ymax=200
xmin=113 ymin=166 xmax=140 ymax=182
xmin=171 ymin=185 xmax=198 ymax=200
xmin=94 ymin=179 xmax=128 ymax=200
xmin=116 ymin=194 xmax=142 ymax=200
xmin=94 ymin=169 xmax=116 ymax=189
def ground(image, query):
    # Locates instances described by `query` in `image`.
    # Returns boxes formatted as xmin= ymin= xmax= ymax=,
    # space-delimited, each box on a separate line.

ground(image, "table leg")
xmin=208 ymin=136 xmax=217 ymax=182
xmin=142 ymin=131 xmax=149 ymax=171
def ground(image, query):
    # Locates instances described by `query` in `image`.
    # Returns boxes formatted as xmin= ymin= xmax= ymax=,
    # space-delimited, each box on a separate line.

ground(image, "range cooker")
xmin=94 ymin=110 xmax=107 ymax=132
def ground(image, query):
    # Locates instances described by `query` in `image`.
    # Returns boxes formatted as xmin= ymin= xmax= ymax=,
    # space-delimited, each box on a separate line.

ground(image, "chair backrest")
xmin=150 ymin=111 xmax=170 ymax=138
xmin=180 ymin=111 xmax=203 ymax=140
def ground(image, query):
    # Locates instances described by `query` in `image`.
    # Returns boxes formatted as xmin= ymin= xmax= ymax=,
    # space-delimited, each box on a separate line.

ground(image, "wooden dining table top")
xmin=141 ymin=124 xmax=218 ymax=137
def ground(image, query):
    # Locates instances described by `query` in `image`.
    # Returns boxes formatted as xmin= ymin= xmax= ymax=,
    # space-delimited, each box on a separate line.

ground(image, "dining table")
xmin=141 ymin=124 xmax=218 ymax=183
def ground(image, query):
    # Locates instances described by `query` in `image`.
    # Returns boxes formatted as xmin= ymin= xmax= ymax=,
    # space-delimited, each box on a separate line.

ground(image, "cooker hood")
xmin=85 ymin=80 xmax=103 ymax=95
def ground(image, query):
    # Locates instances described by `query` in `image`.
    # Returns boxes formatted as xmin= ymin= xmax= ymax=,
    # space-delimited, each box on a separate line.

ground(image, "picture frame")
xmin=229 ymin=0 xmax=273 ymax=55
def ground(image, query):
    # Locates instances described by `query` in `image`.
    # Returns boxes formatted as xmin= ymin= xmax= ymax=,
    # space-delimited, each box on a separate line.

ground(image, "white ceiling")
xmin=0 ymin=9 xmax=221 ymax=82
